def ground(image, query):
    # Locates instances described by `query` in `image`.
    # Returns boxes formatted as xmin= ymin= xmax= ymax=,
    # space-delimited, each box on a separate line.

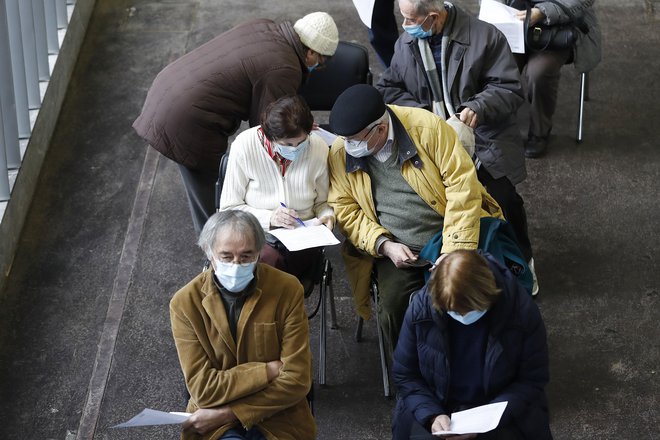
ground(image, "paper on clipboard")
xmin=269 ymin=219 xmax=340 ymax=251
xmin=313 ymin=127 xmax=338 ymax=146
xmin=110 ymin=408 xmax=191 ymax=428
xmin=478 ymin=0 xmax=525 ymax=54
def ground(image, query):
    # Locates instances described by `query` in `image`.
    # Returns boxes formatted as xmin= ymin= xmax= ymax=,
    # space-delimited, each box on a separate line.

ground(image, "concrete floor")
xmin=0 ymin=0 xmax=658 ymax=439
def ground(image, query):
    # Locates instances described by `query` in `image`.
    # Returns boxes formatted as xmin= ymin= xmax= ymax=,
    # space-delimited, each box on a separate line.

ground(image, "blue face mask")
xmin=447 ymin=309 xmax=488 ymax=325
xmin=274 ymin=137 xmax=309 ymax=161
xmin=214 ymin=259 xmax=257 ymax=293
xmin=402 ymin=15 xmax=433 ymax=39
xmin=307 ymin=62 xmax=319 ymax=73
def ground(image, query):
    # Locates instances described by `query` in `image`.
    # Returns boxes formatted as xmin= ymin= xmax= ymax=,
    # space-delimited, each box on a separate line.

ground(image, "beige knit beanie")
xmin=293 ymin=12 xmax=338 ymax=56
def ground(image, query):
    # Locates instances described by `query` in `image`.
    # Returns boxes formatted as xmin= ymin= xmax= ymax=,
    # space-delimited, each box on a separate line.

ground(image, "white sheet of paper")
xmin=314 ymin=127 xmax=338 ymax=146
xmin=110 ymin=408 xmax=191 ymax=428
xmin=352 ymin=0 xmax=376 ymax=27
xmin=432 ymin=401 xmax=508 ymax=436
xmin=478 ymin=0 xmax=525 ymax=53
xmin=269 ymin=219 xmax=340 ymax=251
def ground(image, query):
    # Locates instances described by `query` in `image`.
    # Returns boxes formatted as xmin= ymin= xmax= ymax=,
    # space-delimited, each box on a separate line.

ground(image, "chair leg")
xmin=577 ymin=72 xmax=587 ymax=143
xmin=318 ymin=273 xmax=327 ymax=386
xmin=326 ymin=261 xmax=338 ymax=329
xmin=355 ymin=316 xmax=364 ymax=342
xmin=371 ymin=282 xmax=391 ymax=397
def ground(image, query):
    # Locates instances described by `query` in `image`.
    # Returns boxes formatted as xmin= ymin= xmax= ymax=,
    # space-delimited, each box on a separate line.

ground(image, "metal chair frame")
xmin=576 ymin=71 xmax=589 ymax=143
xmin=355 ymin=273 xmax=391 ymax=397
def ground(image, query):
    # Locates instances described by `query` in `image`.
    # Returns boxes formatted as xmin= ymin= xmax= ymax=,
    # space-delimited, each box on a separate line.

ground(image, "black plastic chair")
xmin=300 ymin=41 xmax=373 ymax=113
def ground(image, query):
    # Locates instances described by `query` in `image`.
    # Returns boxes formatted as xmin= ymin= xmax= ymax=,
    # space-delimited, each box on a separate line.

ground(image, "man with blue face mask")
xmin=170 ymin=210 xmax=315 ymax=440
xmin=377 ymin=0 xmax=540 ymax=296
xmin=327 ymin=84 xmax=504 ymax=359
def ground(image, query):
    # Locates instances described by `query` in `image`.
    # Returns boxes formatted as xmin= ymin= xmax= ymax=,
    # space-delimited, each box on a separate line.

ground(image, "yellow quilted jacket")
xmin=328 ymin=105 xmax=503 ymax=319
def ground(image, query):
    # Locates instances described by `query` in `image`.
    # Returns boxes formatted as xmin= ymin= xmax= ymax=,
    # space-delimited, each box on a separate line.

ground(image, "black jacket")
xmin=392 ymin=253 xmax=552 ymax=439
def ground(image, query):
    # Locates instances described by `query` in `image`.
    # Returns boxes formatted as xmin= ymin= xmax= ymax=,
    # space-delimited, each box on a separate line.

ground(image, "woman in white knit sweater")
xmin=219 ymin=95 xmax=335 ymax=278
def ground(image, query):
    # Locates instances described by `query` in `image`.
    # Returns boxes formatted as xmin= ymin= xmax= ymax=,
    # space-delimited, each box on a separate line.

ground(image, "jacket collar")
xmin=199 ymin=266 xmax=265 ymax=355
xmin=345 ymin=107 xmax=424 ymax=173
xmin=280 ymin=21 xmax=309 ymax=74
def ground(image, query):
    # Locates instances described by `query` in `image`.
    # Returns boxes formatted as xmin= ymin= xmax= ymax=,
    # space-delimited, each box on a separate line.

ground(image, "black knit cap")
xmin=329 ymin=84 xmax=387 ymax=136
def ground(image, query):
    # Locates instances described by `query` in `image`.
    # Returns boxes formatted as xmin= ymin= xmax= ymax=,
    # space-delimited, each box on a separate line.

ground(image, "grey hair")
xmin=399 ymin=0 xmax=445 ymax=16
xmin=197 ymin=210 xmax=266 ymax=259
xmin=368 ymin=110 xmax=389 ymax=129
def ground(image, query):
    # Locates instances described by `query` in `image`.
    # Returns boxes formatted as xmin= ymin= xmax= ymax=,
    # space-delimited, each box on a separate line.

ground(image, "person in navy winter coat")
xmin=392 ymin=250 xmax=552 ymax=439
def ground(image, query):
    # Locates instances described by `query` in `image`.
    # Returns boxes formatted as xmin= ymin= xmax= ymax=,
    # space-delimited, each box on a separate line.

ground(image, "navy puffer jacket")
xmin=392 ymin=253 xmax=552 ymax=439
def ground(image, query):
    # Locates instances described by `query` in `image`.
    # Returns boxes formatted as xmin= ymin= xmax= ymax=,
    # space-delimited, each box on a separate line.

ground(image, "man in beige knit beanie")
xmin=133 ymin=12 xmax=338 ymax=236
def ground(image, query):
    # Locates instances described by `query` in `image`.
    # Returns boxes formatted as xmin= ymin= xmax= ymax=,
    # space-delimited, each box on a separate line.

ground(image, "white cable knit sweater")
xmin=219 ymin=126 xmax=334 ymax=231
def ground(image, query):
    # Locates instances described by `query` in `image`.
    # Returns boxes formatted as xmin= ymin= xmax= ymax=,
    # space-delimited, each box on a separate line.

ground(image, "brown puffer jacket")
xmin=133 ymin=19 xmax=308 ymax=172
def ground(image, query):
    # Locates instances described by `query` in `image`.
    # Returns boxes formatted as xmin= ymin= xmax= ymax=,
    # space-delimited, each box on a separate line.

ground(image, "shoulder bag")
xmin=525 ymin=0 xmax=589 ymax=52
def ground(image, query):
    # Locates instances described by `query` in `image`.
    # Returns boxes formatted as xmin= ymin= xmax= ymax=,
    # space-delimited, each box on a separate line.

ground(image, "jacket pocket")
xmin=254 ymin=322 xmax=280 ymax=361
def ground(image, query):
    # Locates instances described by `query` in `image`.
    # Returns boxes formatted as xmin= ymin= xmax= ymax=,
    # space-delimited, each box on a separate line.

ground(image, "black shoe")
xmin=525 ymin=135 xmax=548 ymax=158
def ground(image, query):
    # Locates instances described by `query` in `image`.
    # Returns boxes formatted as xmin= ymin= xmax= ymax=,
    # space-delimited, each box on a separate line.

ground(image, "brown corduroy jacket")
xmin=170 ymin=264 xmax=315 ymax=440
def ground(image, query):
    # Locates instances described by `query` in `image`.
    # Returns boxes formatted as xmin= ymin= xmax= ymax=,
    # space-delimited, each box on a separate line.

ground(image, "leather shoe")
xmin=525 ymin=135 xmax=548 ymax=158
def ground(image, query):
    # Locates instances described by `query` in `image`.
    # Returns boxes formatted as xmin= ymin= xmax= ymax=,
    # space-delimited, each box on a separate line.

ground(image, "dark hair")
xmin=261 ymin=95 xmax=314 ymax=142
xmin=428 ymin=250 xmax=501 ymax=314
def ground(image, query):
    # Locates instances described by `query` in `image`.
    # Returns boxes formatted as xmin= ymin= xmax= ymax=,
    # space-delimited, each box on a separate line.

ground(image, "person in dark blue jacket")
xmin=392 ymin=250 xmax=552 ymax=439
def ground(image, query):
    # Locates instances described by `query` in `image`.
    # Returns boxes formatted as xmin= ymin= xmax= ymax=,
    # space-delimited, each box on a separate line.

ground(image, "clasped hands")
xmin=182 ymin=360 xmax=283 ymax=435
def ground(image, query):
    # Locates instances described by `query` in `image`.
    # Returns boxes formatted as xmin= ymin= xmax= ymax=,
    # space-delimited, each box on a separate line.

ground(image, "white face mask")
xmin=214 ymin=258 xmax=257 ymax=293
xmin=344 ymin=125 xmax=379 ymax=158
xmin=447 ymin=309 xmax=488 ymax=325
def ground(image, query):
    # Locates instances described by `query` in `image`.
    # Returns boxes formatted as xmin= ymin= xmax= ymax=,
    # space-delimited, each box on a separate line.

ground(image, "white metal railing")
xmin=0 ymin=0 xmax=75 ymax=207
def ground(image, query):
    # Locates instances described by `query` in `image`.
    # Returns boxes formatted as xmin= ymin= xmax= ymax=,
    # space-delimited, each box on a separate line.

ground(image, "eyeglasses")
xmin=214 ymin=253 xmax=258 ymax=265
xmin=342 ymin=124 xmax=380 ymax=149
xmin=402 ymin=14 xmax=430 ymax=27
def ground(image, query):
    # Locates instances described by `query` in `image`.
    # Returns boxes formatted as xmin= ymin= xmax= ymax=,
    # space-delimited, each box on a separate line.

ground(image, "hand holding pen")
xmin=270 ymin=202 xmax=306 ymax=229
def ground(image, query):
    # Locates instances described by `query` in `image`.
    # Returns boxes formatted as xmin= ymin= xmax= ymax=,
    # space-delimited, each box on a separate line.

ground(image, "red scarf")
xmin=258 ymin=127 xmax=290 ymax=177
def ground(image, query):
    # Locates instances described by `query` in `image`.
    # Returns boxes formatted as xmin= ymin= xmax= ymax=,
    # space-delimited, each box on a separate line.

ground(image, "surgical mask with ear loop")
xmin=307 ymin=53 xmax=321 ymax=73
xmin=274 ymin=137 xmax=310 ymax=161
xmin=213 ymin=258 xmax=257 ymax=293
xmin=446 ymin=309 xmax=488 ymax=325
xmin=344 ymin=124 xmax=379 ymax=158
xmin=403 ymin=14 xmax=433 ymax=39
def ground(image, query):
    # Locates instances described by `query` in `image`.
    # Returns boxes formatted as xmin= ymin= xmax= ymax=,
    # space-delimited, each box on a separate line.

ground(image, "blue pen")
xmin=280 ymin=202 xmax=306 ymax=227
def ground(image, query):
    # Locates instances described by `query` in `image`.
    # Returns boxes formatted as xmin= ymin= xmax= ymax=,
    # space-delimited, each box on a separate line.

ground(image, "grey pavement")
xmin=0 ymin=0 xmax=659 ymax=439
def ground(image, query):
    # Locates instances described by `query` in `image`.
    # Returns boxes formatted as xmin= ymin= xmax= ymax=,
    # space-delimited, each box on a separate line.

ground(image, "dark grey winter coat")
xmin=376 ymin=3 xmax=526 ymax=185
xmin=133 ymin=19 xmax=308 ymax=172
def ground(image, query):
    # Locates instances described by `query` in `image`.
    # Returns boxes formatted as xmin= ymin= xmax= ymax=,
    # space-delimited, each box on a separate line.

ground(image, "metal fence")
xmin=0 ymin=0 xmax=75 ymax=202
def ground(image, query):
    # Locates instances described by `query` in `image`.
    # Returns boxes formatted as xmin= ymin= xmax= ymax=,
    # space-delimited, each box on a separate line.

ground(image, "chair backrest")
xmin=214 ymin=152 xmax=230 ymax=211
xmin=299 ymin=41 xmax=372 ymax=111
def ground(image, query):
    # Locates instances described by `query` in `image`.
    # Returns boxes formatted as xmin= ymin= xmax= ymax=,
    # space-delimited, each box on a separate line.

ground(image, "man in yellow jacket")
xmin=328 ymin=84 xmax=503 ymax=357
xmin=170 ymin=210 xmax=314 ymax=440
